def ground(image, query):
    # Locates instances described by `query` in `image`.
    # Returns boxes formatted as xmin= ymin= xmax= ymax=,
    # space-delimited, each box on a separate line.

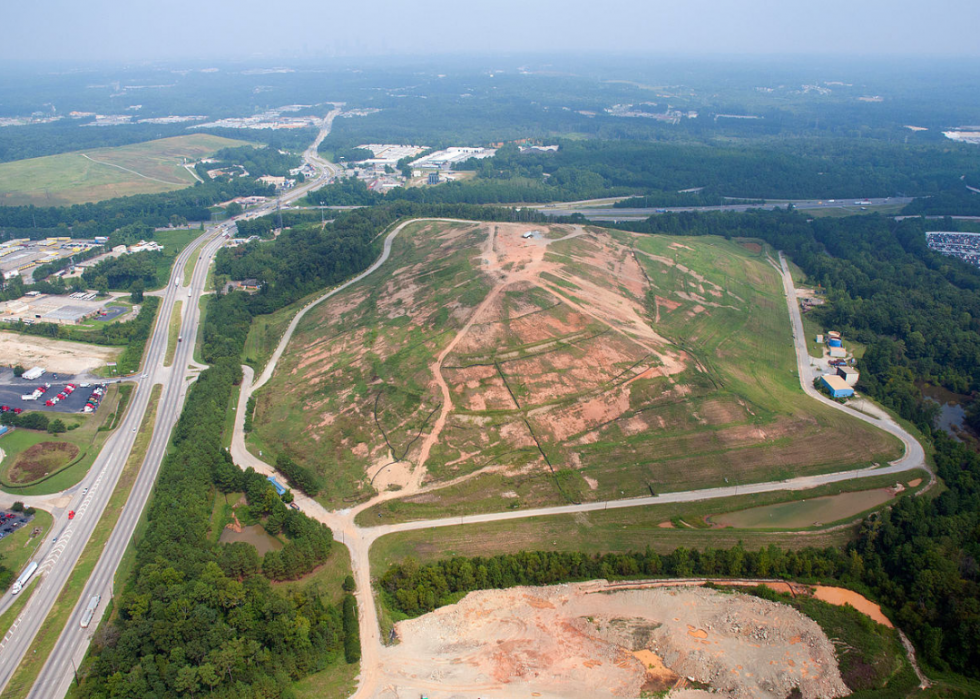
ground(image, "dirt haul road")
xmin=228 ymin=220 xmax=931 ymax=699
xmin=376 ymin=583 xmax=848 ymax=699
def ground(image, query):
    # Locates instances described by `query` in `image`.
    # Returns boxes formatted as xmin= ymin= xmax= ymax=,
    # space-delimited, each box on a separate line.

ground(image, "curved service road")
xmin=226 ymin=221 xmax=930 ymax=698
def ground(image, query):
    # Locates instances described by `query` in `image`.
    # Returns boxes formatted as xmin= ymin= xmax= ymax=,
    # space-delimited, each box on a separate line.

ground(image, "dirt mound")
xmin=379 ymin=583 xmax=848 ymax=699
xmin=8 ymin=441 xmax=79 ymax=483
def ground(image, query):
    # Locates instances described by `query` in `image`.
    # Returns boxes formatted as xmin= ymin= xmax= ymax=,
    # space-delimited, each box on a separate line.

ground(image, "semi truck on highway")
xmin=11 ymin=561 xmax=38 ymax=595
xmin=79 ymin=594 xmax=101 ymax=628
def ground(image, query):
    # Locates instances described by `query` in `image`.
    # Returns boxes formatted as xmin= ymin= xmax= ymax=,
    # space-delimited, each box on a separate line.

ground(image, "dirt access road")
xmin=230 ymin=221 xmax=931 ymax=698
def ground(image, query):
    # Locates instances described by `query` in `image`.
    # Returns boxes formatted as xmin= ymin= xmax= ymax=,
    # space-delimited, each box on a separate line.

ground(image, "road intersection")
xmin=0 ymin=112 xmax=342 ymax=698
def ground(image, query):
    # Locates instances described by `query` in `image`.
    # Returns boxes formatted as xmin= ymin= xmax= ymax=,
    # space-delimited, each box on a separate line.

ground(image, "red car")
xmin=0 ymin=406 xmax=9 ymax=412
xmin=68 ymin=510 xmax=75 ymax=520
xmin=12 ymin=408 xmax=22 ymax=414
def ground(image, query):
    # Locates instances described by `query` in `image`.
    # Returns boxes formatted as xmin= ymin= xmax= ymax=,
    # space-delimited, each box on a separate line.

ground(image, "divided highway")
xmin=0 ymin=112 xmax=341 ymax=699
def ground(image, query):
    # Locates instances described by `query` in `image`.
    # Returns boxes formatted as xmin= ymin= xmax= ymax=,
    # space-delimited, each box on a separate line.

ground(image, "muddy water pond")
xmin=219 ymin=524 xmax=283 ymax=555
xmin=710 ymin=488 xmax=897 ymax=529
xmin=919 ymin=383 xmax=969 ymax=440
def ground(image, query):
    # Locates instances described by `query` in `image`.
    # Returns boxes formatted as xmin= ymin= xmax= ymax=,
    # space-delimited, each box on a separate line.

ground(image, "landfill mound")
xmin=376 ymin=583 xmax=848 ymax=699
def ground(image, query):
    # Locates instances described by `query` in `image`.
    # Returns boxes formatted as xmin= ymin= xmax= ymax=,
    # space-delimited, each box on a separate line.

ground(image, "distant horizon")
xmin=5 ymin=0 xmax=979 ymax=63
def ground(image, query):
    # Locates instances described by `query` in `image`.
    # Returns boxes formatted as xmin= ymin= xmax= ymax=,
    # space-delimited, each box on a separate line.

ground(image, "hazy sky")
xmin=7 ymin=0 xmax=980 ymax=62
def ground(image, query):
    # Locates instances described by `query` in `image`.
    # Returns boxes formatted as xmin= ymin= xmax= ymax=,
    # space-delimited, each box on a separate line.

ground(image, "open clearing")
xmin=377 ymin=583 xmax=847 ymax=699
xmin=0 ymin=134 xmax=250 ymax=207
xmin=7 ymin=442 xmax=79 ymax=484
xmin=251 ymin=221 xmax=900 ymax=513
xmin=0 ymin=332 xmax=120 ymax=374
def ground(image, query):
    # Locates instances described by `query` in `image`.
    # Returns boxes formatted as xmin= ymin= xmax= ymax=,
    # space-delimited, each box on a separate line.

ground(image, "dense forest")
xmin=308 ymin=139 xmax=980 ymax=208
xmin=304 ymin=177 xmax=381 ymax=207
xmin=206 ymin=145 xmax=302 ymax=179
xmin=0 ymin=177 xmax=272 ymax=238
xmin=82 ymin=251 xmax=161 ymax=291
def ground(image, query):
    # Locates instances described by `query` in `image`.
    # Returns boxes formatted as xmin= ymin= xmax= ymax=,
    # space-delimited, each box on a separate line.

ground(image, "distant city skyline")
xmin=5 ymin=0 xmax=980 ymax=63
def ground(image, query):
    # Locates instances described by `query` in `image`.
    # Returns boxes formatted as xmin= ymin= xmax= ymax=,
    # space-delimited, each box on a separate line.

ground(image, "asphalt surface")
xmin=535 ymin=197 xmax=913 ymax=221
xmin=22 ymin=110 xmax=343 ymax=699
xmin=0 ymin=383 xmax=107 ymax=415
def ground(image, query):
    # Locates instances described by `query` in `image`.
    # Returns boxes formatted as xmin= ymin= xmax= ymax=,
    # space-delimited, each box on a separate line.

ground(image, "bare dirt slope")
xmin=252 ymin=221 xmax=900 ymax=510
xmin=0 ymin=332 xmax=121 ymax=373
xmin=377 ymin=583 xmax=847 ymax=699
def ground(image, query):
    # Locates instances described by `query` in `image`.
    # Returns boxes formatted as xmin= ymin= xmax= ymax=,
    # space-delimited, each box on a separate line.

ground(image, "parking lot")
xmin=0 ymin=380 xmax=106 ymax=414
xmin=0 ymin=510 xmax=35 ymax=541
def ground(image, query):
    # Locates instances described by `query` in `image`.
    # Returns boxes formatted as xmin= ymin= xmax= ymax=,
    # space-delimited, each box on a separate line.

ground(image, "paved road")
xmin=535 ymin=197 xmax=913 ymax=221
xmin=0 ymin=231 xmax=209 ymax=691
xmin=13 ymin=112 xmax=343 ymax=699
xmin=225 ymin=219 xmax=930 ymax=699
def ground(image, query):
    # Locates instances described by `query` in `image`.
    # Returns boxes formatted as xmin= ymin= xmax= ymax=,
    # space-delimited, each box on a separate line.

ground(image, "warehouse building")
xmin=820 ymin=374 xmax=855 ymax=398
xmin=837 ymin=366 xmax=859 ymax=386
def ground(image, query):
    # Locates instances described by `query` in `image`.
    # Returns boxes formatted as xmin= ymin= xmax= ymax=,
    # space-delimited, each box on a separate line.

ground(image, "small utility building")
xmin=820 ymin=374 xmax=854 ymax=398
xmin=836 ymin=366 xmax=859 ymax=386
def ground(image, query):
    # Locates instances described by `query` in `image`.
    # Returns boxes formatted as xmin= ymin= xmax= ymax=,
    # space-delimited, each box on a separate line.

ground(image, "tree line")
xmin=206 ymin=145 xmax=302 ymax=179
xmin=78 ymin=287 xmax=352 ymax=698
xmin=0 ymin=177 xmax=273 ymax=238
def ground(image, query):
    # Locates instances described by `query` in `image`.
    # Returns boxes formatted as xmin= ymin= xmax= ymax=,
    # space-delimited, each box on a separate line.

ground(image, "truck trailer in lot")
xmin=11 ymin=561 xmax=38 ymax=595
xmin=21 ymin=367 xmax=45 ymax=381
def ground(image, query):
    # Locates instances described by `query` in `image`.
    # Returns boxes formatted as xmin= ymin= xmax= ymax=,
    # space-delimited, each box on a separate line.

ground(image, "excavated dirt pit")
xmin=376 ymin=583 xmax=848 ymax=699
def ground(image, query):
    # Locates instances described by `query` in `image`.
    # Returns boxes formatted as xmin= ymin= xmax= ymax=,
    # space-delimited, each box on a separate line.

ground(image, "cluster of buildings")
xmin=0 ymin=238 xmax=101 ymax=283
xmin=605 ymin=104 xmax=699 ymax=124
xmin=925 ymin=231 xmax=980 ymax=268
xmin=942 ymin=130 xmax=980 ymax=145
xmin=0 ymin=291 xmax=117 ymax=326
xmin=194 ymin=105 xmax=321 ymax=131
xmin=816 ymin=330 xmax=859 ymax=398
xmin=410 ymin=147 xmax=497 ymax=169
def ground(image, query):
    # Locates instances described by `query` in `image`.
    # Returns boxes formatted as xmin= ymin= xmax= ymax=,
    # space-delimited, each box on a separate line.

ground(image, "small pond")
xmin=219 ymin=524 xmax=283 ymax=555
xmin=920 ymin=383 xmax=969 ymax=440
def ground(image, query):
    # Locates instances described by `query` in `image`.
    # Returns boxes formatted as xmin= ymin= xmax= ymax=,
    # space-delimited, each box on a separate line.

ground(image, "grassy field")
xmin=164 ymin=301 xmax=182 ymax=367
xmin=0 ymin=134 xmax=250 ymax=207
xmin=0 ymin=509 xmax=52 ymax=581
xmin=368 ymin=470 xmax=928 ymax=574
xmin=250 ymin=220 xmax=902 ymax=519
xmin=145 ymin=228 xmax=201 ymax=290
xmin=1 ymin=385 xmax=160 ymax=699
xmin=0 ymin=384 xmax=124 ymax=495
xmin=183 ymin=240 xmax=204 ymax=287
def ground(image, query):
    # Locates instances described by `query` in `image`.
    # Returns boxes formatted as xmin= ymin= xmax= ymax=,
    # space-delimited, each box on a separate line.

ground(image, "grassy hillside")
xmin=0 ymin=134 xmax=250 ymax=207
xmin=249 ymin=221 xmax=901 ymax=514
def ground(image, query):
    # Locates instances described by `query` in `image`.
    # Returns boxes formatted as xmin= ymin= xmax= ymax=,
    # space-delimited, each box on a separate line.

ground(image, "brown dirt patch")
xmin=813 ymin=586 xmax=893 ymax=627
xmin=0 ymin=332 xmax=121 ymax=374
xmin=908 ymin=478 xmax=922 ymax=487
xmin=740 ymin=241 xmax=763 ymax=253
xmin=8 ymin=441 xmax=80 ymax=483
xmin=381 ymin=584 xmax=848 ymax=699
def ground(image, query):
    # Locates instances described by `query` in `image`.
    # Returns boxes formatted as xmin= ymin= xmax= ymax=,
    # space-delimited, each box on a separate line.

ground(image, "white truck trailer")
xmin=11 ymin=561 xmax=38 ymax=595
